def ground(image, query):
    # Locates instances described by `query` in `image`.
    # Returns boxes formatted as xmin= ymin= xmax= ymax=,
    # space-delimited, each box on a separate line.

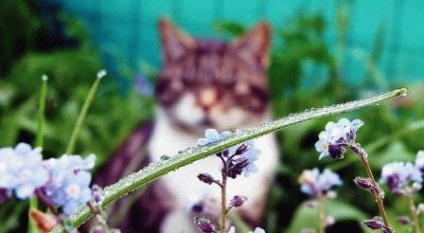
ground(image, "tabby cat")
xmin=95 ymin=19 xmax=279 ymax=233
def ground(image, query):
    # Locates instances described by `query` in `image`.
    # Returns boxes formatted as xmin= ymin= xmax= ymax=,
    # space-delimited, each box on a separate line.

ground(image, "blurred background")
xmin=1 ymin=0 xmax=423 ymax=232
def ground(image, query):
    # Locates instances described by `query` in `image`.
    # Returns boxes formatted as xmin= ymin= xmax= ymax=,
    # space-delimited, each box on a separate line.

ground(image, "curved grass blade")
xmin=51 ymin=88 xmax=407 ymax=232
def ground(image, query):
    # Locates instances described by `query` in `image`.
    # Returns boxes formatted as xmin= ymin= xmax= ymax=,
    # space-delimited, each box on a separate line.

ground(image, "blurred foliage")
xmin=216 ymin=10 xmax=424 ymax=233
xmin=0 ymin=2 xmax=153 ymax=231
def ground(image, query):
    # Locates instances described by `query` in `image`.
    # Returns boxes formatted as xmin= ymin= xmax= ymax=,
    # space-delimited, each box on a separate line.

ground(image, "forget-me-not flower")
xmin=197 ymin=129 xmax=231 ymax=146
xmin=43 ymin=154 xmax=95 ymax=216
xmin=380 ymin=161 xmax=422 ymax=195
xmin=315 ymin=118 xmax=364 ymax=160
xmin=0 ymin=143 xmax=49 ymax=199
xmin=299 ymin=168 xmax=342 ymax=196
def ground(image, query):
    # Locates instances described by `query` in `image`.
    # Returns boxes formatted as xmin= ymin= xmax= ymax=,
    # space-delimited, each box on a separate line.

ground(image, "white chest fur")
xmin=148 ymin=108 xmax=279 ymax=232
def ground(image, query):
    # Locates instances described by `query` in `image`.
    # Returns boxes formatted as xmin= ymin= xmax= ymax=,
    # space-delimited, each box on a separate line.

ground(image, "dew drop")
xmin=160 ymin=155 xmax=171 ymax=160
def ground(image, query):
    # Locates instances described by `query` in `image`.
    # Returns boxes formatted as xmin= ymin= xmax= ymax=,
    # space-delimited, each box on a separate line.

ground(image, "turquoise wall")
xmin=48 ymin=0 xmax=424 ymax=86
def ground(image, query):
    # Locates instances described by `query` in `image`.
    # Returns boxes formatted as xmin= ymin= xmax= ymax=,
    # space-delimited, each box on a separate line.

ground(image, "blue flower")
xmin=225 ymin=140 xmax=261 ymax=178
xmin=238 ymin=141 xmax=260 ymax=177
xmin=44 ymin=154 xmax=95 ymax=216
xmin=315 ymin=118 xmax=363 ymax=160
xmin=380 ymin=161 xmax=422 ymax=195
xmin=197 ymin=129 xmax=231 ymax=146
xmin=0 ymin=143 xmax=48 ymax=199
xmin=299 ymin=168 xmax=342 ymax=196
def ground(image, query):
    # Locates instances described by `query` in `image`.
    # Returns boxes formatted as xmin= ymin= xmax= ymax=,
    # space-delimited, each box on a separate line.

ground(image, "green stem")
xmin=221 ymin=171 xmax=227 ymax=233
xmin=317 ymin=193 xmax=326 ymax=233
xmin=65 ymin=71 xmax=106 ymax=155
xmin=51 ymin=88 xmax=407 ymax=232
xmin=354 ymin=145 xmax=390 ymax=229
xmin=36 ymin=75 xmax=48 ymax=147
xmin=407 ymin=194 xmax=421 ymax=233
xmin=28 ymin=75 xmax=48 ymax=233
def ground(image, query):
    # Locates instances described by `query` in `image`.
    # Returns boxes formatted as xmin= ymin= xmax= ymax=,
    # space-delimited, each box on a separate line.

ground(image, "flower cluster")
xmin=195 ymin=129 xmax=264 ymax=233
xmin=0 ymin=143 xmax=48 ymax=199
xmin=197 ymin=129 xmax=260 ymax=178
xmin=0 ymin=143 xmax=96 ymax=216
xmin=43 ymin=154 xmax=96 ymax=215
xmin=379 ymin=151 xmax=424 ymax=195
xmin=315 ymin=118 xmax=363 ymax=160
xmin=298 ymin=168 xmax=342 ymax=197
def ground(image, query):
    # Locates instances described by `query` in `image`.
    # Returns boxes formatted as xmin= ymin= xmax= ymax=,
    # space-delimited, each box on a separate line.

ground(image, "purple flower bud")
xmin=328 ymin=144 xmax=346 ymax=159
xmin=226 ymin=158 xmax=249 ymax=179
xmin=230 ymin=195 xmax=248 ymax=208
xmin=353 ymin=177 xmax=373 ymax=189
xmin=197 ymin=173 xmax=215 ymax=185
xmin=396 ymin=216 xmax=410 ymax=225
xmin=353 ymin=176 xmax=382 ymax=195
xmin=193 ymin=216 xmax=216 ymax=233
xmin=235 ymin=143 xmax=248 ymax=155
xmin=363 ymin=218 xmax=384 ymax=230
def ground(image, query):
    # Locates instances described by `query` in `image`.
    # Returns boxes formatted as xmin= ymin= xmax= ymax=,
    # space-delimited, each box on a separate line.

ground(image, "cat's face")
xmin=156 ymin=19 xmax=270 ymax=132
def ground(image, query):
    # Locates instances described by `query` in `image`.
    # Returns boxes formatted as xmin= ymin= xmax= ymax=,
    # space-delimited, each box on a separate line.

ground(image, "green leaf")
xmin=51 ymin=88 xmax=407 ymax=232
xmin=286 ymin=200 xmax=368 ymax=233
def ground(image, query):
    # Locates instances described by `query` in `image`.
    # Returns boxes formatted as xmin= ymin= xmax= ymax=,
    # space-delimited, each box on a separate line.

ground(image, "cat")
xmin=94 ymin=19 xmax=279 ymax=233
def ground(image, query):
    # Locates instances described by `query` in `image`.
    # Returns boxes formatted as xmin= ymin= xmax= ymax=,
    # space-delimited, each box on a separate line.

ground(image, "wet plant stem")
xmin=317 ymin=193 xmax=326 ymax=233
xmin=29 ymin=76 xmax=48 ymax=233
xmin=66 ymin=71 xmax=104 ymax=155
xmin=221 ymin=171 xmax=228 ymax=233
xmin=87 ymin=203 xmax=112 ymax=233
xmin=407 ymin=194 xmax=421 ymax=233
xmin=351 ymin=143 xmax=390 ymax=229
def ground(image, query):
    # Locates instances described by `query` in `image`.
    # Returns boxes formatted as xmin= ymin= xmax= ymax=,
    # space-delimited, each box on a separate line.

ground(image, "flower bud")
xmin=230 ymin=195 xmax=248 ymax=208
xmin=363 ymin=217 xmax=384 ymax=230
xmin=235 ymin=143 xmax=248 ymax=155
xmin=396 ymin=216 xmax=410 ymax=225
xmin=193 ymin=216 xmax=216 ymax=233
xmin=353 ymin=177 xmax=373 ymax=189
xmin=197 ymin=173 xmax=215 ymax=185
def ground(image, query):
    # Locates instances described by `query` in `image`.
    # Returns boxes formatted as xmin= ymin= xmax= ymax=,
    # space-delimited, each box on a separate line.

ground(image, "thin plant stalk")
xmin=220 ymin=169 xmax=228 ymax=233
xmin=352 ymin=143 xmax=390 ymax=229
xmin=65 ymin=71 xmax=106 ymax=155
xmin=317 ymin=192 xmax=326 ymax=233
xmin=35 ymin=75 xmax=48 ymax=147
xmin=28 ymin=75 xmax=48 ymax=233
xmin=407 ymin=194 xmax=421 ymax=233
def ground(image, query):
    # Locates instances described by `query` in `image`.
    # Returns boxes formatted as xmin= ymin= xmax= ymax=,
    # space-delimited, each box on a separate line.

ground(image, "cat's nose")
xmin=198 ymin=88 xmax=217 ymax=109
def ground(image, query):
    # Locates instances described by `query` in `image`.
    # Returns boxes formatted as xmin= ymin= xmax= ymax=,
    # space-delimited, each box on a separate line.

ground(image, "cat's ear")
xmin=229 ymin=22 xmax=271 ymax=68
xmin=159 ymin=18 xmax=197 ymax=64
